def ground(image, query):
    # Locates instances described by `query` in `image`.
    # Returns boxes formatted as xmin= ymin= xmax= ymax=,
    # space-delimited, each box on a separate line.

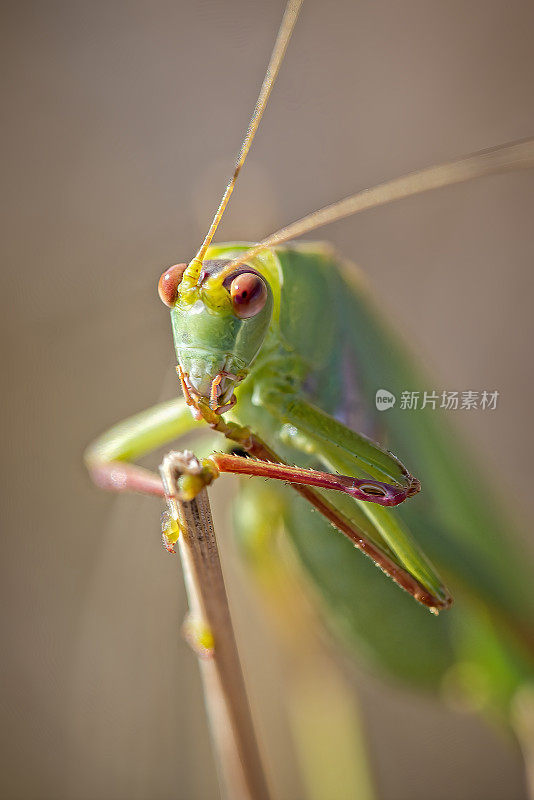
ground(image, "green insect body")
xmin=86 ymin=234 xmax=534 ymax=712
xmin=85 ymin=0 xmax=534 ymax=723
xmin=193 ymin=242 xmax=534 ymax=705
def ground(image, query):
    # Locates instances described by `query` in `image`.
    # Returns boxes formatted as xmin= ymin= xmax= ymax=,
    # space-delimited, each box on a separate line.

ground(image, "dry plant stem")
xmin=511 ymin=687 xmax=534 ymax=800
xmin=160 ymin=452 xmax=271 ymax=800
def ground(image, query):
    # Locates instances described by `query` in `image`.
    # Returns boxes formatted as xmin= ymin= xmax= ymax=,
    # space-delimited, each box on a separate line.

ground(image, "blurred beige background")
xmin=1 ymin=1 xmax=534 ymax=798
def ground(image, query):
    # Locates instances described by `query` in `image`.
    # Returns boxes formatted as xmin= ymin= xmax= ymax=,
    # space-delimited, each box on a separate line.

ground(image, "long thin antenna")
xmin=212 ymin=137 xmax=534 ymax=280
xmin=193 ymin=0 xmax=303 ymax=268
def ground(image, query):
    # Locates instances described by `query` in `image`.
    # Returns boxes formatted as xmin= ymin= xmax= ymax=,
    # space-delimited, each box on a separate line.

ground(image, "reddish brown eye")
xmin=230 ymin=272 xmax=267 ymax=319
xmin=158 ymin=263 xmax=187 ymax=307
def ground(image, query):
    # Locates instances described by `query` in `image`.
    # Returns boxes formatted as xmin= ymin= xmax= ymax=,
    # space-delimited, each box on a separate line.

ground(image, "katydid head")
xmin=158 ymin=259 xmax=273 ymax=415
xmin=154 ymin=0 xmax=297 ymax=416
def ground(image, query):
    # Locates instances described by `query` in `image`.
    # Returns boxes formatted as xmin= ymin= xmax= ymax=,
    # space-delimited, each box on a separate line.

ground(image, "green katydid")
xmin=85 ymin=0 xmax=534 ymax=698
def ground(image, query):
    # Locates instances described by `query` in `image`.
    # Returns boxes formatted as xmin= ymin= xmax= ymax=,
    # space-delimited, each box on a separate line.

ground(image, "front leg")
xmin=188 ymin=401 xmax=451 ymax=610
xmin=187 ymin=447 xmax=451 ymax=610
xmin=191 ymin=399 xmax=409 ymax=505
xmin=254 ymin=382 xmax=420 ymax=496
xmin=245 ymin=385 xmax=451 ymax=609
xmin=205 ymin=453 xmax=410 ymax=506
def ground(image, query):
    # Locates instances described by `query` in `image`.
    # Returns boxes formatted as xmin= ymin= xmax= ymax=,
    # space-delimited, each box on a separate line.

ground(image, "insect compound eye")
xmin=158 ymin=263 xmax=188 ymax=307
xmin=230 ymin=272 xmax=267 ymax=319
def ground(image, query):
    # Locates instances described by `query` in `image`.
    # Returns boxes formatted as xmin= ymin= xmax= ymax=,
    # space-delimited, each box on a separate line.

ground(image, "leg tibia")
xmin=207 ymin=453 xmax=409 ymax=506
xmin=257 ymin=386 xmax=419 ymax=495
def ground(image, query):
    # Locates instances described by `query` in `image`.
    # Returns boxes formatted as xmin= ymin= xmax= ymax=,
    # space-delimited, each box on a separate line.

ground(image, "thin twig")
xmin=511 ymin=687 xmax=534 ymax=800
xmin=160 ymin=451 xmax=271 ymax=800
